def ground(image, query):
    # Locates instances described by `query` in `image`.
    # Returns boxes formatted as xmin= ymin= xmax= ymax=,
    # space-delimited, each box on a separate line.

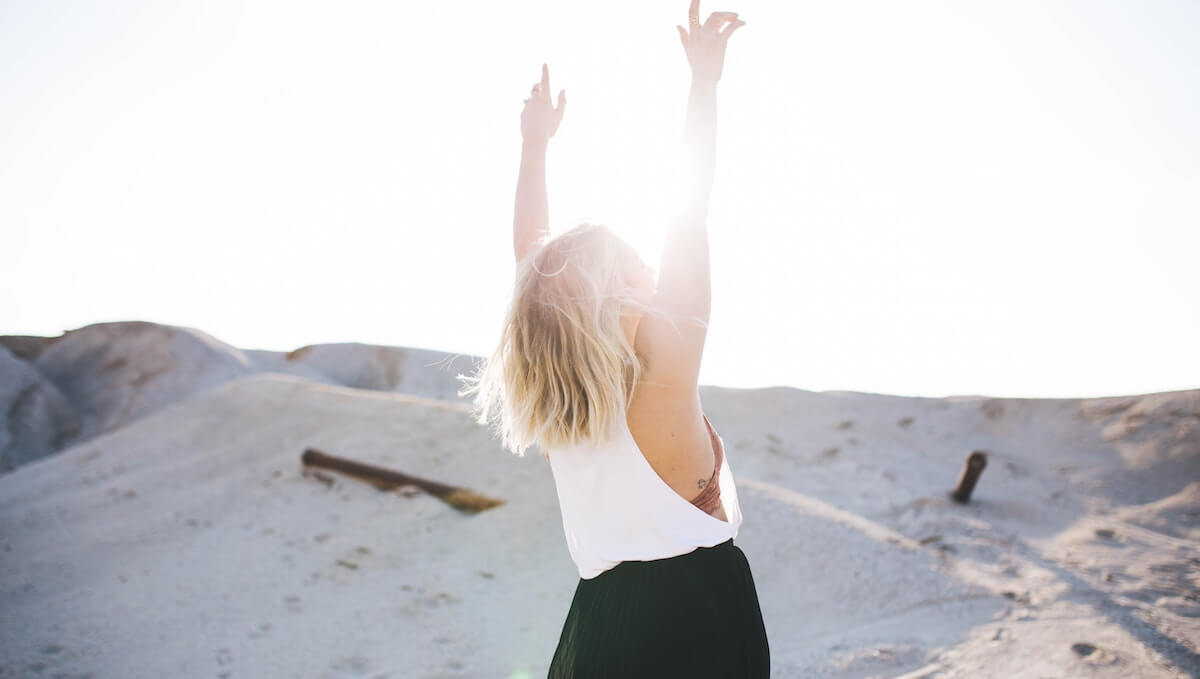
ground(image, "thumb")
xmin=676 ymin=25 xmax=689 ymax=50
xmin=557 ymin=89 xmax=567 ymax=113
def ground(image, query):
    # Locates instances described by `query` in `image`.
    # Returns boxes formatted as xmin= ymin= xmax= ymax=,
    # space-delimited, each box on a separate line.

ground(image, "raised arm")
xmin=635 ymin=2 xmax=744 ymax=391
xmin=653 ymin=2 xmax=744 ymax=320
xmin=513 ymin=64 xmax=567 ymax=267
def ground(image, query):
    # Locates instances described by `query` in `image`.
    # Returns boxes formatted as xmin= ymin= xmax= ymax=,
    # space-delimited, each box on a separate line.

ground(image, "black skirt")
xmin=548 ymin=538 xmax=770 ymax=678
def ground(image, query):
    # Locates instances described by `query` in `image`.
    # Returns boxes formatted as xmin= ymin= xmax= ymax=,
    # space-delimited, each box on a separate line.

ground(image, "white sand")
xmin=1 ymin=323 xmax=1197 ymax=677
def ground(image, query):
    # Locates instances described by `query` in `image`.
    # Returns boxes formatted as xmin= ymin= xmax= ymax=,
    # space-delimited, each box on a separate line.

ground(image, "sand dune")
xmin=0 ymin=321 xmax=1196 ymax=677
xmin=0 ymin=321 xmax=476 ymax=471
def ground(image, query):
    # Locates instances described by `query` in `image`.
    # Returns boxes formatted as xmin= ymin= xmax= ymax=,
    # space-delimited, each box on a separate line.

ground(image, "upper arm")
xmin=634 ymin=219 xmax=711 ymax=393
xmin=654 ymin=219 xmax=712 ymax=320
xmin=514 ymin=233 xmax=545 ymax=269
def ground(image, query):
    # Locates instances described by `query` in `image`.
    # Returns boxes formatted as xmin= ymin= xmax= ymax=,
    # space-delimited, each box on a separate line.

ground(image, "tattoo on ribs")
xmin=697 ymin=478 xmax=709 ymax=490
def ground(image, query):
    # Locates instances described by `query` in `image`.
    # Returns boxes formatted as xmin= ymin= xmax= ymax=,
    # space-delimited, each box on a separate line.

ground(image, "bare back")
xmin=627 ymin=313 xmax=728 ymax=523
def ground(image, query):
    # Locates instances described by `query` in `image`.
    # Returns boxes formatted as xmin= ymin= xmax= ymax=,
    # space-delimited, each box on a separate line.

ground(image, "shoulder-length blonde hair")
xmin=458 ymin=222 xmax=664 ymax=457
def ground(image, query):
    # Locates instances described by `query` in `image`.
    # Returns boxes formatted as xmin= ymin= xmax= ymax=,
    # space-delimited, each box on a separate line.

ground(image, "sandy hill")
xmin=0 ymin=321 xmax=1197 ymax=677
xmin=0 ymin=321 xmax=476 ymax=472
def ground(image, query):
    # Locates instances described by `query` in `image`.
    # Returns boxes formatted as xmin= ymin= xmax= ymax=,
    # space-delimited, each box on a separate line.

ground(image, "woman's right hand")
xmin=675 ymin=0 xmax=746 ymax=84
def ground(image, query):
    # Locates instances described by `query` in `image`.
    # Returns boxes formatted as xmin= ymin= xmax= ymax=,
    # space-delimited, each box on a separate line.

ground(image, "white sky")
xmin=2 ymin=0 xmax=1197 ymax=399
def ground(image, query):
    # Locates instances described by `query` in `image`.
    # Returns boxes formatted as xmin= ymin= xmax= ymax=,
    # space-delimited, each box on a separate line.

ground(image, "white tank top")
xmin=546 ymin=411 xmax=744 ymax=579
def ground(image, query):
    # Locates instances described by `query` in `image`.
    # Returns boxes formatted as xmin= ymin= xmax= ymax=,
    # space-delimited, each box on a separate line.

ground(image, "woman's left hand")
xmin=521 ymin=64 xmax=566 ymax=146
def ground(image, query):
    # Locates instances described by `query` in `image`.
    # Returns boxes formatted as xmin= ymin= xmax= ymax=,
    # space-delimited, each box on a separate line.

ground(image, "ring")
xmin=688 ymin=15 xmax=700 ymax=27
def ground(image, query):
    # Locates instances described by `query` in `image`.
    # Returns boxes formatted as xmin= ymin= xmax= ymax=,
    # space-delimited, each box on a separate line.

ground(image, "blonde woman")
xmin=460 ymin=2 xmax=768 ymax=675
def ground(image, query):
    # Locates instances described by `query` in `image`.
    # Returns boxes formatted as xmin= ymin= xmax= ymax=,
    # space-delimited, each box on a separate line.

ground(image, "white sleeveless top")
xmin=546 ymin=412 xmax=744 ymax=579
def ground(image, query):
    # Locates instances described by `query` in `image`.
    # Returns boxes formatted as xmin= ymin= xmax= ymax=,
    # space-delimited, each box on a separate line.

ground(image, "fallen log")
xmin=301 ymin=447 xmax=505 ymax=515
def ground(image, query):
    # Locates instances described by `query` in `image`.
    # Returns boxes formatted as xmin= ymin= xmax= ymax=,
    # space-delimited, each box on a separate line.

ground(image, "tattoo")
xmin=697 ymin=478 xmax=709 ymax=491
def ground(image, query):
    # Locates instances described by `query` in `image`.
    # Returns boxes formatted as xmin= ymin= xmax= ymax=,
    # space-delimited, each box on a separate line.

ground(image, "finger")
xmin=556 ymin=89 xmax=567 ymax=114
xmin=720 ymin=19 xmax=745 ymax=39
xmin=541 ymin=63 xmax=551 ymax=98
xmin=676 ymin=25 xmax=689 ymax=49
xmin=704 ymin=11 xmax=738 ymax=30
xmin=688 ymin=0 xmax=700 ymax=23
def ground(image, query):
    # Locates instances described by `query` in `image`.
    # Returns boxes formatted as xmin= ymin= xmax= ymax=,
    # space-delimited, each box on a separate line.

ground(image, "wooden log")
xmin=301 ymin=448 xmax=505 ymax=515
xmin=951 ymin=450 xmax=988 ymax=504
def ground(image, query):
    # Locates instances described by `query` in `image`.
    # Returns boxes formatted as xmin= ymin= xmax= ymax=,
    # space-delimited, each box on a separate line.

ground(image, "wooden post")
xmin=951 ymin=450 xmax=988 ymax=504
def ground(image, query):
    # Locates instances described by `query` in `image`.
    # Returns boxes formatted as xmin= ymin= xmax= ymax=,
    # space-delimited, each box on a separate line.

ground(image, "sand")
xmin=1 ymin=321 xmax=1197 ymax=677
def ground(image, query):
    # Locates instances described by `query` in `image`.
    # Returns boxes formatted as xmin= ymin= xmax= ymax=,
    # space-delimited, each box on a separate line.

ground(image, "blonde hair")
xmin=459 ymin=222 xmax=674 ymax=457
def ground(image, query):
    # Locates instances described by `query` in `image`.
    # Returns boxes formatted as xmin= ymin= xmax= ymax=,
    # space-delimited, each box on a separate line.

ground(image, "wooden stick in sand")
xmin=301 ymin=448 xmax=505 ymax=515
xmin=951 ymin=450 xmax=988 ymax=504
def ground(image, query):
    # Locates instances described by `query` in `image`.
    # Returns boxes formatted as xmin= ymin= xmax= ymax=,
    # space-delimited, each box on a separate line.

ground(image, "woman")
xmin=460 ymin=2 xmax=768 ymax=676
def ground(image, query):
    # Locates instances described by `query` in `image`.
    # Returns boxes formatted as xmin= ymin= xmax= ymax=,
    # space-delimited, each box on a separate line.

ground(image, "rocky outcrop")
xmin=29 ymin=321 xmax=257 ymax=446
xmin=0 ymin=321 xmax=482 ymax=472
xmin=0 ymin=345 xmax=81 ymax=472
xmin=245 ymin=343 xmax=479 ymax=402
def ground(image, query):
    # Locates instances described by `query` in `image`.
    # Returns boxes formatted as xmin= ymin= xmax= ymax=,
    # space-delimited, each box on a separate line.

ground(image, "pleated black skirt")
xmin=548 ymin=538 xmax=770 ymax=678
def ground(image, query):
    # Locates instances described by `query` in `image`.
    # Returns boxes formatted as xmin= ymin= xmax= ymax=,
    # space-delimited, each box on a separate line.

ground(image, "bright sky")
xmin=3 ymin=0 xmax=1198 ymax=399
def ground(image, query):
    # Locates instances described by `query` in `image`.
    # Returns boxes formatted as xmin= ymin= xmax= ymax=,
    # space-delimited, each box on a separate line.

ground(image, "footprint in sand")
xmin=248 ymin=622 xmax=273 ymax=640
xmin=1071 ymin=642 xmax=1118 ymax=665
xmin=1005 ymin=461 xmax=1031 ymax=478
xmin=329 ymin=654 xmax=372 ymax=675
xmin=818 ymin=446 xmax=840 ymax=462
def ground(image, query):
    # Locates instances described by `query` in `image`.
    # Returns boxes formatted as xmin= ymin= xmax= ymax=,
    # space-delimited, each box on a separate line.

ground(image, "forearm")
xmin=680 ymin=78 xmax=718 ymax=224
xmin=657 ymin=77 xmax=718 ymax=320
xmin=513 ymin=139 xmax=550 ymax=260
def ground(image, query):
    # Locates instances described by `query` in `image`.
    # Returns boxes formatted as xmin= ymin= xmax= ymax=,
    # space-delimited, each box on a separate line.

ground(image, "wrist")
xmin=522 ymin=137 xmax=550 ymax=154
xmin=690 ymin=77 xmax=719 ymax=93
